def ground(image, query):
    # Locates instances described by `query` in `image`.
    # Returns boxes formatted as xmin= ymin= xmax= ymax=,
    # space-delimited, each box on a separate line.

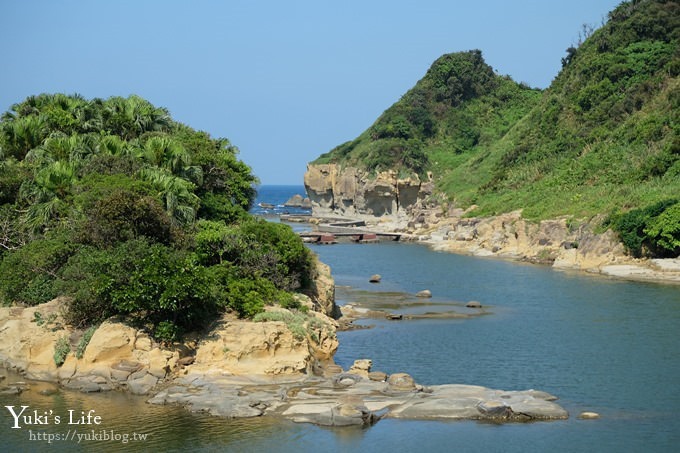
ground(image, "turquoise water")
xmin=1 ymin=186 xmax=679 ymax=452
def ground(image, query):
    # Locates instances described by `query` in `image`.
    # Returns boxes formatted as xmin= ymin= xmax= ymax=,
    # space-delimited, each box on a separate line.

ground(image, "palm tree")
xmin=25 ymin=133 xmax=99 ymax=169
xmin=20 ymin=161 xmax=77 ymax=231
xmin=138 ymin=136 xmax=203 ymax=184
xmin=139 ymin=167 xmax=199 ymax=225
xmin=0 ymin=115 xmax=49 ymax=160
xmin=103 ymin=96 xmax=172 ymax=140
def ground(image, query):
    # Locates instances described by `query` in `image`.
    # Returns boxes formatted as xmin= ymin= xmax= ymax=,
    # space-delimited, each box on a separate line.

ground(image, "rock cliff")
xmin=304 ymin=164 xmax=433 ymax=219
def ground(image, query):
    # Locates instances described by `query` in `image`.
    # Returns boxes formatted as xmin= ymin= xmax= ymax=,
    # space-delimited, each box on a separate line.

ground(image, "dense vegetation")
xmin=0 ymin=94 xmax=314 ymax=340
xmin=315 ymin=50 xmax=542 ymax=177
xmin=313 ymin=0 xmax=679 ymax=258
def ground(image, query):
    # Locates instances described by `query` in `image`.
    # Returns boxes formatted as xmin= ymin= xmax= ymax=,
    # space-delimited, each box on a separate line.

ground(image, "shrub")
xmin=252 ymin=311 xmax=332 ymax=342
xmin=218 ymin=218 xmax=313 ymax=292
xmin=0 ymin=232 xmax=76 ymax=306
xmin=53 ymin=336 xmax=70 ymax=367
xmin=75 ymin=325 xmax=98 ymax=359
xmin=224 ymin=277 xmax=275 ymax=318
xmin=608 ymin=199 xmax=679 ymax=257
xmin=644 ymin=202 xmax=680 ymax=257
xmin=58 ymin=239 xmax=221 ymax=336
xmin=154 ymin=321 xmax=180 ymax=343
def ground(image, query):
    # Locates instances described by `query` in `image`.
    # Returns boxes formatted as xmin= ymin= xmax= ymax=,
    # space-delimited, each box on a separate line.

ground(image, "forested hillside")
xmin=0 ymin=94 xmax=313 ymax=340
xmin=313 ymin=0 xmax=679 ymax=258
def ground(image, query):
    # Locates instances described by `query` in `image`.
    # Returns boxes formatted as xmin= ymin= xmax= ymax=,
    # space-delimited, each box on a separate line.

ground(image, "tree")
xmin=20 ymin=161 xmax=77 ymax=231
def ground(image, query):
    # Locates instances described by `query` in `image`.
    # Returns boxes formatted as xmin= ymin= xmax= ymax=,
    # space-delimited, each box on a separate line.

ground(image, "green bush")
xmin=644 ymin=202 xmax=680 ymax=256
xmin=217 ymin=218 xmax=313 ymax=292
xmin=224 ymin=277 xmax=276 ymax=318
xmin=253 ymin=310 xmax=332 ymax=342
xmin=53 ymin=336 xmax=70 ymax=367
xmin=76 ymin=325 xmax=98 ymax=359
xmin=154 ymin=321 xmax=180 ymax=343
xmin=58 ymin=239 xmax=221 ymax=336
xmin=0 ymin=232 xmax=76 ymax=305
xmin=607 ymin=199 xmax=679 ymax=257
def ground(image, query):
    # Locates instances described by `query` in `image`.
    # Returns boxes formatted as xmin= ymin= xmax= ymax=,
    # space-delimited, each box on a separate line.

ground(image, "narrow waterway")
xmin=1 ymin=186 xmax=679 ymax=452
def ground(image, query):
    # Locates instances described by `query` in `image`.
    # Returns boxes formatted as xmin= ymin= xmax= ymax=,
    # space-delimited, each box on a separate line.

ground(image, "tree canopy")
xmin=0 ymin=94 xmax=312 ymax=340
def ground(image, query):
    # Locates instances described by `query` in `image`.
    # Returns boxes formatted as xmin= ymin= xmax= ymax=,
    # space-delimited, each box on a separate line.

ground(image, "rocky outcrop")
xmin=149 ymin=362 xmax=568 ymax=425
xmin=284 ymin=194 xmax=312 ymax=209
xmin=426 ymin=210 xmax=628 ymax=268
xmin=335 ymin=203 xmax=679 ymax=283
xmin=188 ymin=311 xmax=338 ymax=377
xmin=0 ymin=257 xmax=341 ymax=394
xmin=305 ymin=257 xmax=340 ymax=318
xmin=303 ymin=164 xmax=433 ymax=219
xmin=0 ymin=299 xmax=339 ymax=395
xmin=0 ymin=299 xmax=177 ymax=395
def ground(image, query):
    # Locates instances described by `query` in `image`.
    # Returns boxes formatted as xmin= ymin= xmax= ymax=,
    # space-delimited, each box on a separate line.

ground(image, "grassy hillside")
xmin=313 ymin=0 xmax=679 ymax=257
xmin=315 ymin=50 xmax=542 ymax=177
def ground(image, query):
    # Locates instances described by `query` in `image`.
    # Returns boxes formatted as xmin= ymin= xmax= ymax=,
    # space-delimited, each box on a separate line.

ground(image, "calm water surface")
xmin=1 ymin=186 xmax=679 ymax=452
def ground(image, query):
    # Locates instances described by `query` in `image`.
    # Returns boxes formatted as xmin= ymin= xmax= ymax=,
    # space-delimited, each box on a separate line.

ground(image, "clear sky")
xmin=1 ymin=0 xmax=621 ymax=184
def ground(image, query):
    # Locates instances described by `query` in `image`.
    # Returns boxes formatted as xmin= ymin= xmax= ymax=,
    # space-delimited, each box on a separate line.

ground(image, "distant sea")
xmin=251 ymin=184 xmax=310 ymax=217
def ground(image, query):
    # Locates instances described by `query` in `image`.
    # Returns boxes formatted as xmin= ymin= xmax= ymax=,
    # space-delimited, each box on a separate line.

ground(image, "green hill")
xmin=312 ymin=0 xmax=679 ymax=258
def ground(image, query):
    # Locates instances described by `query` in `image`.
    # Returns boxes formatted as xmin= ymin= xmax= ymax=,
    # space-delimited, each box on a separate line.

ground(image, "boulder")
xmin=416 ymin=290 xmax=432 ymax=298
xmin=284 ymin=194 xmax=305 ymax=207
xmin=333 ymin=373 xmax=362 ymax=388
xmin=387 ymin=373 xmax=416 ymax=391
xmin=368 ymin=371 xmax=388 ymax=382
xmin=348 ymin=359 xmax=372 ymax=376
xmin=127 ymin=372 xmax=159 ymax=395
xmin=578 ymin=411 xmax=600 ymax=419
xmin=330 ymin=401 xmax=378 ymax=426
xmin=82 ymin=321 xmax=136 ymax=364
xmin=477 ymin=400 xmax=513 ymax=418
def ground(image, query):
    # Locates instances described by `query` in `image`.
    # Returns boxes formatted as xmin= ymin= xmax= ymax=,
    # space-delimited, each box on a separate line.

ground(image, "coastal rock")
xmin=307 ymin=258 xmax=340 ymax=318
xmin=466 ymin=301 xmax=482 ymax=308
xmin=387 ymin=373 xmax=416 ymax=391
xmin=82 ymin=321 xmax=136 ymax=364
xmin=368 ymin=371 xmax=388 ymax=382
xmin=127 ymin=372 xmax=159 ymax=395
xmin=284 ymin=194 xmax=305 ymax=207
xmin=0 ymin=299 xmax=69 ymax=381
xmin=578 ymin=411 xmax=601 ymax=419
xmin=416 ymin=290 xmax=432 ymax=298
xmin=189 ymin=308 xmax=338 ymax=377
xmin=369 ymin=274 xmax=382 ymax=283
xmin=304 ymin=164 xmax=430 ymax=219
xmin=348 ymin=359 xmax=372 ymax=377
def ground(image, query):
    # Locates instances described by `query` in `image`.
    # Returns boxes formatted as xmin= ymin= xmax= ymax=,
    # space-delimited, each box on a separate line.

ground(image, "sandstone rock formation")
xmin=0 ymin=258 xmax=341 ymax=395
xmin=0 ymin=299 xmax=177 ymax=395
xmin=303 ymin=164 xmax=432 ymax=219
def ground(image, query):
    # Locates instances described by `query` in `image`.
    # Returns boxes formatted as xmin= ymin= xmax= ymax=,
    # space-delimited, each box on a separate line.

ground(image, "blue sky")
xmin=1 ymin=0 xmax=621 ymax=184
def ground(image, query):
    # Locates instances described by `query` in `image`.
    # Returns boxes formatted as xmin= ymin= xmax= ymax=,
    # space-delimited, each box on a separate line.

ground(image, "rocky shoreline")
xmin=303 ymin=163 xmax=680 ymax=285
xmin=311 ymin=212 xmax=680 ymax=285
xmin=0 ymin=258 xmax=570 ymax=427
